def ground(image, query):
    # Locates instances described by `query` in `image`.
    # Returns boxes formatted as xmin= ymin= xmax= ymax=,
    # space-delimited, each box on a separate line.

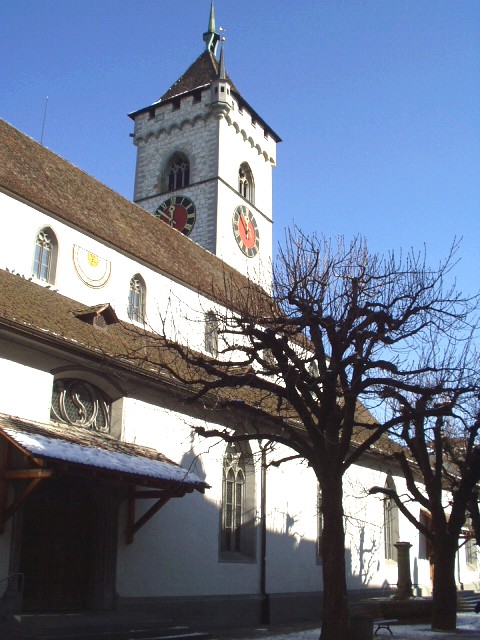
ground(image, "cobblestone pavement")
xmin=211 ymin=613 xmax=480 ymax=639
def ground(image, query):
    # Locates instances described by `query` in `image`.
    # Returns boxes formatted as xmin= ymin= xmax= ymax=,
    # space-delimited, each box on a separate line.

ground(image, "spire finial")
xmin=218 ymin=39 xmax=226 ymax=80
xmin=203 ymin=1 xmax=220 ymax=56
xmin=208 ymin=0 xmax=216 ymax=32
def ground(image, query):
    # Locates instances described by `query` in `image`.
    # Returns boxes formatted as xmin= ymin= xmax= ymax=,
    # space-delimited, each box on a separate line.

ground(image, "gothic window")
xmin=221 ymin=442 xmax=256 ymax=558
xmin=238 ymin=163 xmax=254 ymax=204
xmin=384 ymin=474 xmax=399 ymax=561
xmin=166 ymin=153 xmax=190 ymax=192
xmin=51 ymin=379 xmax=111 ymax=433
xmin=465 ymin=519 xmax=477 ymax=568
xmin=317 ymin=485 xmax=323 ymax=562
xmin=128 ymin=275 xmax=146 ymax=322
xmin=32 ymin=227 xmax=57 ymax=283
xmin=205 ymin=312 xmax=219 ymax=356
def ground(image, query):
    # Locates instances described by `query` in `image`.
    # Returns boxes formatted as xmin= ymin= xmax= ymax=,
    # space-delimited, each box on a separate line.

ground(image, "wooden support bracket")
xmin=0 ymin=441 xmax=55 ymax=533
xmin=126 ymin=486 xmax=188 ymax=545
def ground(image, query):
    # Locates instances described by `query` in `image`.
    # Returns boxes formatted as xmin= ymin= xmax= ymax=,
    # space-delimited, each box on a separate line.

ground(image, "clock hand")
xmin=157 ymin=208 xmax=173 ymax=223
xmin=242 ymin=211 xmax=250 ymax=239
xmin=159 ymin=204 xmax=176 ymax=226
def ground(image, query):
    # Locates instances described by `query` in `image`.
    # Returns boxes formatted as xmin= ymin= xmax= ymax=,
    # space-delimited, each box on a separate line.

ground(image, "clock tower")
xmin=129 ymin=2 xmax=280 ymax=289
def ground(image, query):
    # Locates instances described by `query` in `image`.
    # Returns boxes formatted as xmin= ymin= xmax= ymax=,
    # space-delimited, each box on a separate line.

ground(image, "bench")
xmin=374 ymin=618 xmax=398 ymax=636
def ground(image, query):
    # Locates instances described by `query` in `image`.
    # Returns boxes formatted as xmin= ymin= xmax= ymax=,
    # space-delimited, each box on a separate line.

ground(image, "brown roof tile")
xmin=0 ymin=269 xmax=387 ymax=457
xmin=159 ymin=50 xmax=239 ymax=102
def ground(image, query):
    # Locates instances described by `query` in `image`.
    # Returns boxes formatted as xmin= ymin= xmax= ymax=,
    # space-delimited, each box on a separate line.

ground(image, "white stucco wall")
xmin=0 ymin=190 xmax=233 ymax=357
xmin=0 ymin=356 xmax=52 ymax=423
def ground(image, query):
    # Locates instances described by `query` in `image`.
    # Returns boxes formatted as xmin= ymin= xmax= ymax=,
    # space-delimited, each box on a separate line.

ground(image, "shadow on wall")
xmin=118 ymin=451 xmax=395 ymax=620
xmin=350 ymin=526 xmax=381 ymax=587
xmin=181 ymin=446 xmax=208 ymax=482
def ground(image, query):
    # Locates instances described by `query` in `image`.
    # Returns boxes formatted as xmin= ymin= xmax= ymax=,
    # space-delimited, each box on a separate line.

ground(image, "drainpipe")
xmin=260 ymin=446 xmax=270 ymax=624
xmin=457 ymin=547 xmax=463 ymax=591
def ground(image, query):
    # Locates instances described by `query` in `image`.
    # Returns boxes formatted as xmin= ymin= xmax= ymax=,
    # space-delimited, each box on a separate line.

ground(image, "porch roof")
xmin=0 ymin=414 xmax=208 ymax=493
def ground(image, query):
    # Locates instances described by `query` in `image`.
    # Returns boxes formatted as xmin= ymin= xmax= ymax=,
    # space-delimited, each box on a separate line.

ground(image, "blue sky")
xmin=2 ymin=0 xmax=479 ymax=295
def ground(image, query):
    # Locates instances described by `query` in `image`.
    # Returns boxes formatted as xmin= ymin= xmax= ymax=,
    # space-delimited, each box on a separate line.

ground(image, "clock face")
xmin=232 ymin=205 xmax=260 ymax=257
xmin=155 ymin=196 xmax=196 ymax=236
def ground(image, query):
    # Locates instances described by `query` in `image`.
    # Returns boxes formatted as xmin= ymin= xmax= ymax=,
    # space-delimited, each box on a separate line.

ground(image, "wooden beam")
xmin=1 ymin=477 xmax=44 ymax=528
xmin=132 ymin=490 xmax=168 ymax=499
xmin=126 ymin=488 xmax=187 ymax=545
xmin=5 ymin=469 xmax=55 ymax=480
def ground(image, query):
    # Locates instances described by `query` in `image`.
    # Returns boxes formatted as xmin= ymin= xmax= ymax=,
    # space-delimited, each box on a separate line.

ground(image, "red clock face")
xmin=155 ymin=196 xmax=196 ymax=236
xmin=232 ymin=205 xmax=260 ymax=257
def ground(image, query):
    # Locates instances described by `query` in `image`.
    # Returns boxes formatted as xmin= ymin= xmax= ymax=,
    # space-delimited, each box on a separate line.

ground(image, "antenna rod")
xmin=40 ymin=96 xmax=49 ymax=145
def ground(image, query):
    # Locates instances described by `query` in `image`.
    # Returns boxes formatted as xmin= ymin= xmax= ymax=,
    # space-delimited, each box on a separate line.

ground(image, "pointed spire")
xmin=203 ymin=1 xmax=220 ymax=56
xmin=218 ymin=40 xmax=226 ymax=80
xmin=207 ymin=0 xmax=216 ymax=32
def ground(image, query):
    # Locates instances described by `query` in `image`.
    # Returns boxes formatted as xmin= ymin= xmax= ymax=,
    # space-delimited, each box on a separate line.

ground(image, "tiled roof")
xmin=159 ymin=50 xmax=239 ymax=102
xmin=0 ymin=269 xmax=381 ymax=449
xmin=0 ymin=119 xmax=269 ymax=316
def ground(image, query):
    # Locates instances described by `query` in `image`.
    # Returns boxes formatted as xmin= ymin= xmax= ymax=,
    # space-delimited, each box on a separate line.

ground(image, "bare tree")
xmin=126 ymin=232 xmax=476 ymax=640
xmin=370 ymin=343 xmax=480 ymax=631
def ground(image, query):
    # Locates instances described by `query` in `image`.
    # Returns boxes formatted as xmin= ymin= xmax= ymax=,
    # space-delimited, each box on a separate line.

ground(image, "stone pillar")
xmin=395 ymin=541 xmax=413 ymax=599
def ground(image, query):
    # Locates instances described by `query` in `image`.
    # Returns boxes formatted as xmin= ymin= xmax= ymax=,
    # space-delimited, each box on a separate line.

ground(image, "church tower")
xmin=129 ymin=2 xmax=280 ymax=288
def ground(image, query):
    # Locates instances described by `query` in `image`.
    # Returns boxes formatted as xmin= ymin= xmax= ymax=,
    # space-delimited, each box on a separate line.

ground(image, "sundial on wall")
xmin=73 ymin=245 xmax=111 ymax=288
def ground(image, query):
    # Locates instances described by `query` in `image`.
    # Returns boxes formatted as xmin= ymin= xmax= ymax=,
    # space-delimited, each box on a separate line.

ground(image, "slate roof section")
xmin=0 ymin=119 xmax=270 ymax=316
xmin=0 ymin=414 xmax=208 ymax=492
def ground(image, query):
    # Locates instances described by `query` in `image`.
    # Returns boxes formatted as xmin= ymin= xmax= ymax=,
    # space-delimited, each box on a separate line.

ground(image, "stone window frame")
xmin=162 ymin=152 xmax=190 ymax=193
xmin=51 ymin=378 xmax=111 ymax=434
xmin=238 ymin=162 xmax=255 ymax=205
xmin=32 ymin=226 xmax=58 ymax=284
xmin=220 ymin=441 xmax=256 ymax=562
xmin=50 ymin=368 xmax=124 ymax=440
xmin=128 ymin=274 xmax=146 ymax=323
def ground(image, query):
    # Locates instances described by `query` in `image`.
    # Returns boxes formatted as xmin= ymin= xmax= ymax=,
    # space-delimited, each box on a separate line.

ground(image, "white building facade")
xmin=0 ymin=5 xmax=477 ymax=630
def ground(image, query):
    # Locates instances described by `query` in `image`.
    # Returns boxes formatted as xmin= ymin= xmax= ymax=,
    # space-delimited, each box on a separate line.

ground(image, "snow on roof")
xmin=0 ymin=415 xmax=208 ymax=492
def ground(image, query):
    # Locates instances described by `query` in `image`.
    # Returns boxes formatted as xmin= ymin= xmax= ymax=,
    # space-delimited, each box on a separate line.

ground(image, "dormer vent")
xmin=73 ymin=304 xmax=119 ymax=329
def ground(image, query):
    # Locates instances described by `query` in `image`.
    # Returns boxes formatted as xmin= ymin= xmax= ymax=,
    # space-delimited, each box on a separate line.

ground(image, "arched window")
xmin=33 ymin=227 xmax=57 ymax=283
xmin=317 ymin=485 xmax=323 ymax=561
xmin=128 ymin=275 xmax=146 ymax=322
xmin=465 ymin=518 xmax=477 ymax=568
xmin=384 ymin=474 xmax=399 ymax=561
xmin=238 ymin=163 xmax=254 ymax=204
xmin=221 ymin=442 xmax=255 ymax=557
xmin=205 ymin=312 xmax=219 ymax=356
xmin=166 ymin=153 xmax=190 ymax=191
xmin=51 ymin=378 xmax=111 ymax=433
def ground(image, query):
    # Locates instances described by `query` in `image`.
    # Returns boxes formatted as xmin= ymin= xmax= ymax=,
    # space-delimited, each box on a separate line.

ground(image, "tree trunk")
xmin=431 ymin=537 xmax=457 ymax=631
xmin=320 ymin=471 xmax=351 ymax=640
